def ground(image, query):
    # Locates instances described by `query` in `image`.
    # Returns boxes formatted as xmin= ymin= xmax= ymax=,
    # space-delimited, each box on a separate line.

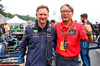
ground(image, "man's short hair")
xmin=36 ymin=5 xmax=49 ymax=13
xmin=96 ymin=22 xmax=98 ymax=23
xmin=51 ymin=19 xmax=55 ymax=23
xmin=80 ymin=13 xmax=88 ymax=19
xmin=60 ymin=3 xmax=74 ymax=12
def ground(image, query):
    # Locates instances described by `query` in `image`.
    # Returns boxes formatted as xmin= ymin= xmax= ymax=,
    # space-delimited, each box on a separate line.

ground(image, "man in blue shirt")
xmin=18 ymin=5 xmax=56 ymax=66
xmin=1 ymin=24 xmax=7 ymax=37
xmin=80 ymin=13 xmax=94 ymax=66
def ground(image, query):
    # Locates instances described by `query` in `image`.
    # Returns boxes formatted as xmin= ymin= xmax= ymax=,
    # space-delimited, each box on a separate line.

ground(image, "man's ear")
xmin=83 ymin=17 xmax=86 ymax=20
xmin=71 ymin=12 xmax=74 ymax=17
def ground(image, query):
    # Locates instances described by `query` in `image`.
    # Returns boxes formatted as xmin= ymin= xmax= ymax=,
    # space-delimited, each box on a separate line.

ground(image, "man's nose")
xmin=41 ymin=15 xmax=45 ymax=18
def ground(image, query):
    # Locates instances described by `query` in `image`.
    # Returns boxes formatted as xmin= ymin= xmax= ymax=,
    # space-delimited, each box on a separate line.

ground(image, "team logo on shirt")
xmin=31 ymin=25 xmax=34 ymax=28
xmin=34 ymin=30 xmax=38 ymax=33
xmin=33 ymin=30 xmax=39 ymax=37
xmin=47 ymin=33 xmax=51 ymax=37
xmin=69 ymin=30 xmax=75 ymax=35
xmin=74 ymin=28 xmax=76 ymax=29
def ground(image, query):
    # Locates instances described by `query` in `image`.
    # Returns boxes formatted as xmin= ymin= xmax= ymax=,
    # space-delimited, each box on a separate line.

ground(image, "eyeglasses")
xmin=61 ymin=11 xmax=72 ymax=14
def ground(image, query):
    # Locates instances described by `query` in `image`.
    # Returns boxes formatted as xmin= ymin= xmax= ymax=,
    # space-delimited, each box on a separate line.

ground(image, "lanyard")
xmin=61 ymin=22 xmax=74 ymax=39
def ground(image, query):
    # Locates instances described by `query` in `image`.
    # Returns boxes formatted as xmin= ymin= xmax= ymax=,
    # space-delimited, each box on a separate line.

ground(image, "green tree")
xmin=0 ymin=0 xmax=4 ymax=14
xmin=0 ymin=0 xmax=36 ymax=21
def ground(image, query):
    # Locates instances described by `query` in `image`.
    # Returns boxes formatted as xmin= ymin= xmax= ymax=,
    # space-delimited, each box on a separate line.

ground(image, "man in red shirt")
xmin=54 ymin=4 xmax=93 ymax=66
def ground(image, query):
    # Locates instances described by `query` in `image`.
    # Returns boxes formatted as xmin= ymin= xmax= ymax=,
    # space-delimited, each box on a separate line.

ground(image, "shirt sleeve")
xmin=79 ymin=25 xmax=88 ymax=42
xmin=18 ymin=29 xmax=29 ymax=63
xmin=52 ymin=27 xmax=57 ymax=47
xmin=0 ymin=28 xmax=3 ymax=36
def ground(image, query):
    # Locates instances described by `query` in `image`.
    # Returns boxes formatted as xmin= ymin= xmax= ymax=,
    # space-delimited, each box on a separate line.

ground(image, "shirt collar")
xmin=34 ymin=20 xmax=49 ymax=32
xmin=61 ymin=19 xmax=73 ymax=28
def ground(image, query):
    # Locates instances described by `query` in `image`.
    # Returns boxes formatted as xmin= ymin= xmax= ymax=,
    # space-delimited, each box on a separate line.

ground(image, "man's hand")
xmin=84 ymin=20 xmax=92 ymax=34
xmin=84 ymin=25 xmax=92 ymax=34
xmin=84 ymin=20 xmax=93 ymax=42
xmin=19 ymin=63 xmax=24 ymax=66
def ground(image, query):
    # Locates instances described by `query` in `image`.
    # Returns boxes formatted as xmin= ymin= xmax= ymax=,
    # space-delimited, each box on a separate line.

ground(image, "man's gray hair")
xmin=36 ymin=5 xmax=49 ymax=13
xmin=60 ymin=3 xmax=74 ymax=12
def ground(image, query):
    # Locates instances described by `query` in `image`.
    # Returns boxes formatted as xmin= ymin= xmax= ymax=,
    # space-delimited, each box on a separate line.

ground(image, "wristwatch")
xmin=86 ymin=32 xmax=91 ymax=36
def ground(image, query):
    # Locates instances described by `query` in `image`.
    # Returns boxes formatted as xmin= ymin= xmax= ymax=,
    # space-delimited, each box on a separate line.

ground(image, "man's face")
xmin=61 ymin=6 xmax=73 ymax=22
xmin=51 ymin=22 xmax=54 ymax=26
xmin=96 ymin=22 xmax=98 ymax=24
xmin=28 ymin=23 xmax=30 ymax=26
xmin=1 ymin=25 xmax=4 ymax=29
xmin=80 ymin=17 xmax=84 ymax=23
xmin=4 ymin=22 xmax=7 ymax=25
xmin=36 ymin=8 xmax=49 ymax=24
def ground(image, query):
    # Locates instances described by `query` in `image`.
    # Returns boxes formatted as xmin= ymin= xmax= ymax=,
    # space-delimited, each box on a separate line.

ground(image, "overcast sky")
xmin=1 ymin=0 xmax=100 ymax=23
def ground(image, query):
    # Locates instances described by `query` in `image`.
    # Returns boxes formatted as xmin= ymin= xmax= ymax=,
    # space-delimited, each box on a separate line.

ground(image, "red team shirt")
xmin=54 ymin=20 xmax=88 ymax=58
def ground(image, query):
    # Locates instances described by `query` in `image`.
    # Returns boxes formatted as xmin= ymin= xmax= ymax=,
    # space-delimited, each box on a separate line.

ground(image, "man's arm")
xmin=18 ymin=28 xmax=29 ymax=65
xmin=1 ymin=34 xmax=4 ymax=41
xmin=84 ymin=25 xmax=93 ymax=42
xmin=86 ymin=34 xmax=93 ymax=42
xmin=19 ymin=63 xmax=24 ymax=66
xmin=4 ymin=33 xmax=7 ymax=37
